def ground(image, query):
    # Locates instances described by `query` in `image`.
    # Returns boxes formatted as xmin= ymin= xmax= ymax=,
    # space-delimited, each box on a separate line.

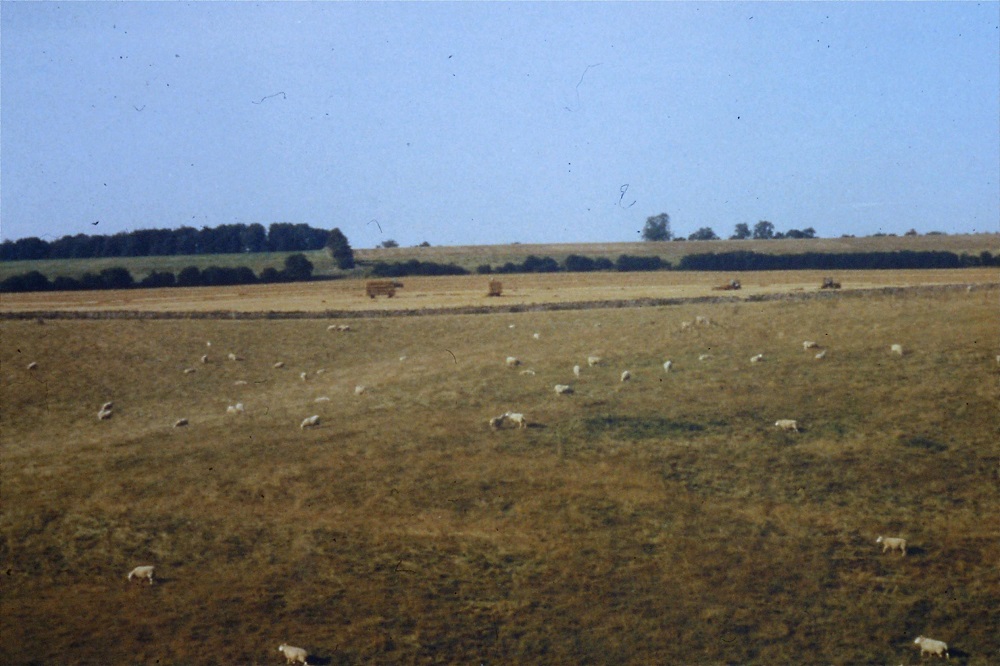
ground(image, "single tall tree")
xmin=753 ymin=220 xmax=775 ymax=240
xmin=731 ymin=223 xmax=751 ymax=240
xmin=641 ymin=213 xmax=672 ymax=241
xmin=325 ymin=228 xmax=355 ymax=269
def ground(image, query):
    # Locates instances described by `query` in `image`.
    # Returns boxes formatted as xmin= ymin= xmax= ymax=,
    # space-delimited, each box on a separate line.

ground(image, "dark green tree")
xmin=641 ymin=213 xmax=672 ymax=241
xmin=688 ymin=227 xmax=719 ymax=241
xmin=753 ymin=220 xmax=775 ymax=239
xmin=731 ymin=223 xmax=752 ymax=240
xmin=282 ymin=253 xmax=314 ymax=282
xmin=325 ymin=228 xmax=355 ymax=269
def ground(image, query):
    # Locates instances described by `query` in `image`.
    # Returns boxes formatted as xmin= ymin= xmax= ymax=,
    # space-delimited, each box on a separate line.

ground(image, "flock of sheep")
xmin=69 ymin=309 xmax=959 ymax=664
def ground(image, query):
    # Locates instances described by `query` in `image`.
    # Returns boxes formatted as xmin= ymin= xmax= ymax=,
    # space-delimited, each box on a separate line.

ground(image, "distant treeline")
xmin=2 ymin=250 xmax=996 ymax=294
xmin=0 ymin=223 xmax=331 ymax=261
xmin=0 ymin=254 xmax=315 ymax=293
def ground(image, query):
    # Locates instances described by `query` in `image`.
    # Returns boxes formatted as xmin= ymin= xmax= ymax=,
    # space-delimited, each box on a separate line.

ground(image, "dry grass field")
xmin=1 ymin=273 xmax=999 ymax=664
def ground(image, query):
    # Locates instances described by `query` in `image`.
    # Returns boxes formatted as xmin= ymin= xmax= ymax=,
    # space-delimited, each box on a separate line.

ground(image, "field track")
xmin=1 ymin=268 xmax=996 ymax=319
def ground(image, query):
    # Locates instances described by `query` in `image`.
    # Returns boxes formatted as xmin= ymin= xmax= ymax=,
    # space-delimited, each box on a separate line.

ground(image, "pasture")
xmin=1 ymin=278 xmax=998 ymax=664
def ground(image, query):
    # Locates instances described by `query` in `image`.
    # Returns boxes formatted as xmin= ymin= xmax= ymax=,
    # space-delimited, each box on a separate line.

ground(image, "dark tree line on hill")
xmin=641 ymin=213 xmax=818 ymax=242
xmin=0 ymin=254 xmax=315 ymax=293
xmin=0 ymin=223 xmax=337 ymax=261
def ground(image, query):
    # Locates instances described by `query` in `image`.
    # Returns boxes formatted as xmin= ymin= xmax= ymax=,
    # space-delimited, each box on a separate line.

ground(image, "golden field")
xmin=1 ymin=270 xmax=999 ymax=665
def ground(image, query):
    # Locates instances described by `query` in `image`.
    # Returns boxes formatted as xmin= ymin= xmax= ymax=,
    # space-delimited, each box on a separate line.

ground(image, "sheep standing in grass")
xmin=200 ymin=354 xmax=209 ymax=364
xmin=620 ymin=370 xmax=631 ymax=382
xmin=891 ymin=344 xmax=904 ymax=356
xmin=354 ymin=385 xmax=367 ymax=395
xmin=774 ymin=419 xmax=799 ymax=432
xmin=173 ymin=418 xmax=189 ymax=428
xmin=226 ymin=403 xmax=245 ymax=415
xmin=913 ymin=636 xmax=948 ymax=659
xmin=554 ymin=384 xmax=574 ymax=395
xmin=227 ymin=352 xmax=242 ymax=361
xmin=127 ymin=565 xmax=155 ymax=585
xmin=663 ymin=360 xmax=673 ymax=373
xmin=504 ymin=412 xmax=528 ymax=429
xmin=183 ymin=368 xmax=197 ymax=375
xmin=98 ymin=407 xmax=113 ymax=421
xmin=803 ymin=340 xmax=819 ymax=350
xmin=573 ymin=365 xmax=581 ymax=378
xmin=587 ymin=356 xmax=602 ymax=367
xmin=699 ymin=354 xmax=712 ymax=362
xmin=300 ymin=415 xmax=320 ymax=429
xmin=750 ymin=354 xmax=764 ymax=363
xmin=273 ymin=361 xmax=285 ymax=369
xmin=815 ymin=350 xmax=827 ymax=360
xmin=505 ymin=356 xmax=521 ymax=368
xmin=277 ymin=644 xmax=309 ymax=665
xmin=876 ymin=536 xmax=907 ymax=556
xmin=101 ymin=402 xmax=114 ymax=412
xmin=695 ymin=315 xmax=710 ymax=326
xmin=27 ymin=361 xmax=39 ymax=370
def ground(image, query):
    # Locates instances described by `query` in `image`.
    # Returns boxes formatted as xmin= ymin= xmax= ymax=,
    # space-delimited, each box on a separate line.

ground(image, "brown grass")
xmin=1 ymin=283 xmax=998 ymax=664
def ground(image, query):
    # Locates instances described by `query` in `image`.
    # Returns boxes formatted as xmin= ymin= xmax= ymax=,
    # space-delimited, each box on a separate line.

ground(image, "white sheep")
xmin=573 ymin=365 xmax=581 ymax=378
xmin=519 ymin=369 xmax=536 ymax=376
xmin=533 ymin=332 xmax=540 ymax=339
xmin=663 ymin=360 xmax=673 ymax=373
xmin=101 ymin=402 xmax=114 ymax=411
xmin=183 ymin=368 xmax=197 ymax=375
xmin=913 ymin=636 xmax=948 ymax=659
xmin=338 ymin=324 xmax=351 ymax=331
xmin=127 ymin=565 xmax=155 ymax=585
xmin=554 ymin=384 xmax=574 ymax=395
xmin=227 ymin=352 xmax=243 ymax=361
xmin=995 ymin=354 xmax=1000 ymax=366
xmin=234 ymin=380 xmax=248 ymax=386
xmin=327 ymin=324 xmax=338 ymax=331
xmin=504 ymin=412 xmax=528 ymax=429
xmin=802 ymin=340 xmax=820 ymax=350
xmin=750 ymin=354 xmax=764 ymax=363
xmin=98 ymin=407 xmax=113 ymax=421
xmin=587 ymin=356 xmax=602 ymax=367
xmin=698 ymin=354 xmax=712 ymax=361
xmin=277 ymin=644 xmax=309 ymax=665
xmin=695 ymin=315 xmax=710 ymax=326
xmin=680 ymin=321 xmax=692 ymax=331
xmin=300 ymin=415 xmax=320 ymax=429
xmin=876 ymin=536 xmax=907 ymax=556
xmin=206 ymin=341 xmax=212 ymax=347
xmin=489 ymin=415 xmax=507 ymax=430
xmin=815 ymin=350 xmax=827 ymax=360
xmin=315 ymin=396 xmax=331 ymax=403
xmin=226 ymin=403 xmax=245 ymax=414
xmin=27 ymin=361 xmax=39 ymax=370
xmin=774 ymin=419 xmax=799 ymax=432
xmin=505 ymin=356 xmax=521 ymax=368
xmin=200 ymin=354 xmax=209 ymax=364
xmin=273 ymin=361 xmax=285 ymax=369
xmin=354 ymin=385 xmax=367 ymax=395
xmin=890 ymin=344 xmax=904 ymax=356
xmin=315 ymin=369 xmax=325 ymax=375
xmin=300 ymin=372 xmax=308 ymax=381
xmin=173 ymin=418 xmax=189 ymax=428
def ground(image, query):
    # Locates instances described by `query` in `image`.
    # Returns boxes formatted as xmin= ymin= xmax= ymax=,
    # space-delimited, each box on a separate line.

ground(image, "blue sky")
xmin=2 ymin=1 xmax=998 ymax=248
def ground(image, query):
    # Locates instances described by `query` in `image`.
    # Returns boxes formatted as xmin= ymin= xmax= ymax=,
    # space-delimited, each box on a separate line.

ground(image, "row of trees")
xmin=0 ymin=254 xmax=315 ymax=293
xmin=641 ymin=214 xmax=817 ymax=242
xmin=0 ymin=223 xmax=341 ymax=261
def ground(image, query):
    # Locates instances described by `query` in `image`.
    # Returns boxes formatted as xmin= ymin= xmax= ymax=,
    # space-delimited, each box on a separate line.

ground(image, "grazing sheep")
xmin=587 ymin=356 xmax=603 ymax=367
xmin=505 ymin=356 xmax=521 ymax=368
xmin=890 ymin=344 xmax=904 ymax=356
xmin=913 ymin=636 xmax=948 ymax=659
xmin=183 ymin=368 xmax=197 ymax=375
xmin=698 ymin=354 xmax=712 ymax=361
xmin=273 ymin=361 xmax=285 ymax=369
xmin=206 ymin=341 xmax=212 ymax=347
xmin=663 ymin=360 xmax=673 ymax=373
xmin=300 ymin=415 xmax=320 ymax=429
xmin=315 ymin=369 xmax=325 ymax=375
xmin=802 ymin=340 xmax=820 ymax=350
xmin=27 ymin=361 xmax=38 ymax=370
xmin=227 ymin=352 xmax=238 ymax=361
xmin=200 ymin=354 xmax=209 ymax=364
xmin=620 ymin=370 xmax=631 ymax=382
xmin=750 ymin=354 xmax=764 ymax=363
xmin=226 ymin=403 xmax=245 ymax=414
xmin=399 ymin=355 xmax=407 ymax=362
xmin=996 ymin=354 xmax=1000 ymax=366
xmin=127 ymin=565 xmax=155 ymax=585
xmin=489 ymin=415 xmax=507 ymax=430
xmin=573 ymin=365 xmax=581 ymax=378
xmin=327 ymin=324 xmax=338 ymax=331
xmin=519 ymin=369 xmax=536 ymax=376
xmin=328 ymin=324 xmax=351 ymax=332
xmin=815 ymin=350 xmax=827 ymax=360
xmin=681 ymin=321 xmax=692 ymax=331
xmin=876 ymin=536 xmax=907 ymax=556
xmin=774 ymin=419 xmax=800 ymax=432
xmin=277 ymin=644 xmax=309 ymax=665
xmin=533 ymin=332 xmax=540 ymax=339
xmin=173 ymin=418 xmax=189 ymax=428
xmin=354 ymin=385 xmax=367 ymax=395
xmin=315 ymin=396 xmax=331 ymax=403
xmin=300 ymin=372 xmax=308 ymax=381
xmin=695 ymin=315 xmax=710 ymax=326
xmin=101 ymin=402 xmax=114 ymax=411
xmin=98 ymin=408 xmax=113 ymax=421
xmin=234 ymin=380 xmax=248 ymax=386
xmin=504 ymin=412 xmax=528 ymax=429
xmin=554 ymin=384 xmax=574 ymax=395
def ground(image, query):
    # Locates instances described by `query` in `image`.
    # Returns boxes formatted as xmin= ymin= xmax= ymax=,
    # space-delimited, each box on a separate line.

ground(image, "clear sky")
xmin=2 ymin=1 xmax=998 ymax=248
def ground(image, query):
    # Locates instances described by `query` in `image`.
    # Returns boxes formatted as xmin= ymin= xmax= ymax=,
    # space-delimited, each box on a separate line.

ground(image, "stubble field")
xmin=1 ymin=273 xmax=998 ymax=665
